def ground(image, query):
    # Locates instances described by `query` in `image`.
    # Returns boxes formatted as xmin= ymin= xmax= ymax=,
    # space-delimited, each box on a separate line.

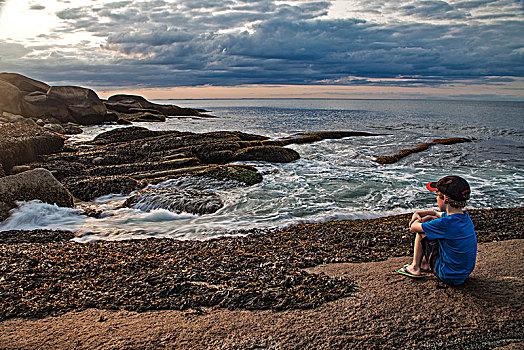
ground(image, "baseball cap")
xmin=426 ymin=175 xmax=471 ymax=201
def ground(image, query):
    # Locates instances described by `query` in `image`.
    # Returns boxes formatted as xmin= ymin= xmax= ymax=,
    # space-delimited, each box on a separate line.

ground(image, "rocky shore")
xmin=0 ymin=119 xmax=380 ymax=219
xmin=0 ymin=208 xmax=521 ymax=321
xmin=0 ymin=208 xmax=522 ymax=348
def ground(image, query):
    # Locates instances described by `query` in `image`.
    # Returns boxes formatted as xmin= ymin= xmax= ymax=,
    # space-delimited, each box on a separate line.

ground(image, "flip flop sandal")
xmin=397 ymin=265 xmax=425 ymax=278
xmin=402 ymin=263 xmax=431 ymax=273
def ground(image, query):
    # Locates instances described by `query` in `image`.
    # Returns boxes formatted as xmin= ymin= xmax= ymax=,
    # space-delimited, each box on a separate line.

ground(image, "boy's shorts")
xmin=421 ymin=237 xmax=439 ymax=272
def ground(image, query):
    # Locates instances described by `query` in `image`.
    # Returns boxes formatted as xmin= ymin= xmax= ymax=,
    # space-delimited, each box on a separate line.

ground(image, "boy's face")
xmin=437 ymin=192 xmax=446 ymax=211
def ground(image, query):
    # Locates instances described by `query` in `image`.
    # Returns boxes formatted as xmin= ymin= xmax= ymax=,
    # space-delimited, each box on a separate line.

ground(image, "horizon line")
xmin=148 ymin=97 xmax=524 ymax=103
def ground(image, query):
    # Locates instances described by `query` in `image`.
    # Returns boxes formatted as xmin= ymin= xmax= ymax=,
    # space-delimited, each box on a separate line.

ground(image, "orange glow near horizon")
xmin=96 ymin=81 xmax=524 ymax=101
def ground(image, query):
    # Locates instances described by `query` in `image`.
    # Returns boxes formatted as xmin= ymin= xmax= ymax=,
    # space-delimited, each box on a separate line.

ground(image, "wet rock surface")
xmin=375 ymin=137 xmax=472 ymax=164
xmin=124 ymin=187 xmax=224 ymax=215
xmin=0 ymin=208 xmax=521 ymax=321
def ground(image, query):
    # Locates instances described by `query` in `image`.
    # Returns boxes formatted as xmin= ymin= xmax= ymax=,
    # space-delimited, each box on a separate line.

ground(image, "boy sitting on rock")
xmin=398 ymin=175 xmax=477 ymax=285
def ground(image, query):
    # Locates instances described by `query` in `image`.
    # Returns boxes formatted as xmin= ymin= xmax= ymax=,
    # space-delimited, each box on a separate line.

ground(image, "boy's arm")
xmin=409 ymin=210 xmax=442 ymax=227
xmin=409 ymin=220 xmax=425 ymax=233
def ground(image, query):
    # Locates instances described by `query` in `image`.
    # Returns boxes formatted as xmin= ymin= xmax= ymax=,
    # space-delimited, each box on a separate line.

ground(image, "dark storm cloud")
xmin=29 ymin=4 xmax=46 ymax=10
xmin=56 ymin=7 xmax=90 ymax=20
xmin=0 ymin=41 xmax=32 ymax=58
xmin=4 ymin=0 xmax=523 ymax=90
xmin=453 ymin=0 xmax=492 ymax=9
xmin=398 ymin=1 xmax=469 ymax=19
xmin=108 ymin=29 xmax=193 ymax=46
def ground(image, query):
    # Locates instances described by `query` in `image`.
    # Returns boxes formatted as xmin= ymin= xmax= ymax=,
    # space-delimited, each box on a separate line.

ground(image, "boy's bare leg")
xmin=405 ymin=233 xmax=430 ymax=275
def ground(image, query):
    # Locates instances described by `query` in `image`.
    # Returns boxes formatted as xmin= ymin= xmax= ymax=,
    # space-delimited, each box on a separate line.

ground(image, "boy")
xmin=397 ymin=175 xmax=477 ymax=285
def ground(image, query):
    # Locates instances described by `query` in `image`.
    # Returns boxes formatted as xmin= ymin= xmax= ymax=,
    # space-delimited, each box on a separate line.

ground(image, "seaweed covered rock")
xmin=234 ymin=146 xmax=300 ymax=163
xmin=0 ymin=168 xmax=74 ymax=221
xmin=65 ymin=175 xmax=144 ymax=202
xmin=90 ymin=126 xmax=180 ymax=145
xmin=272 ymin=131 xmax=381 ymax=146
xmin=376 ymin=138 xmax=472 ymax=164
xmin=32 ymin=127 xmax=385 ymax=202
xmin=38 ymin=128 xmax=272 ymax=197
xmin=124 ymin=188 xmax=223 ymax=215
xmin=0 ymin=123 xmax=65 ymax=174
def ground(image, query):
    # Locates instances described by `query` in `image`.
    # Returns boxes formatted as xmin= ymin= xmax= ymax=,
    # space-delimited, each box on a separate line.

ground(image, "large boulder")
xmin=0 ymin=73 xmax=114 ymax=124
xmin=46 ymin=86 xmax=109 ymax=125
xmin=0 ymin=123 xmax=65 ymax=174
xmin=0 ymin=168 xmax=74 ymax=221
xmin=0 ymin=72 xmax=50 ymax=93
xmin=0 ymin=79 xmax=23 ymax=115
xmin=21 ymin=91 xmax=74 ymax=122
xmin=124 ymin=188 xmax=223 ymax=215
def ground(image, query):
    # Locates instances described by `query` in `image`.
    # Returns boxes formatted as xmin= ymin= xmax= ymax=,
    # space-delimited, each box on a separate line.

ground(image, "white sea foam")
xmin=0 ymin=200 xmax=85 ymax=232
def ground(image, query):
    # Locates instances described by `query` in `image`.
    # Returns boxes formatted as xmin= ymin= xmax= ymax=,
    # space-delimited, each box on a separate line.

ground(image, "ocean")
xmin=1 ymin=99 xmax=523 ymax=241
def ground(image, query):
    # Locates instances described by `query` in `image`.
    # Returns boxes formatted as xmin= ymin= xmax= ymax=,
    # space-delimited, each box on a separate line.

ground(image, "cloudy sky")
xmin=0 ymin=0 xmax=523 ymax=100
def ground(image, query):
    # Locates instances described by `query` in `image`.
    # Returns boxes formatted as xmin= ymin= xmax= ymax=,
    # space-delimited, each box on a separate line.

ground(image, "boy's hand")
xmin=409 ymin=213 xmax=421 ymax=227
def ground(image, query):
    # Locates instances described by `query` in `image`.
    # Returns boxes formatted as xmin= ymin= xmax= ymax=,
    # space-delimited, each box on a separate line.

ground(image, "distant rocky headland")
xmin=0 ymin=72 xmax=209 ymax=129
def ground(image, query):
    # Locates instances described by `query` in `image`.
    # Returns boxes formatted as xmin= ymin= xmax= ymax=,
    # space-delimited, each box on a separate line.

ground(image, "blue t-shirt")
xmin=421 ymin=212 xmax=477 ymax=285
